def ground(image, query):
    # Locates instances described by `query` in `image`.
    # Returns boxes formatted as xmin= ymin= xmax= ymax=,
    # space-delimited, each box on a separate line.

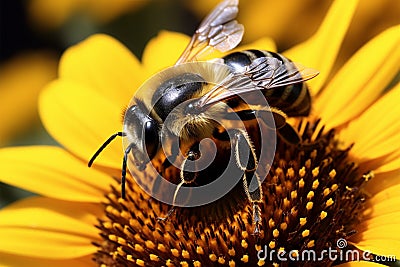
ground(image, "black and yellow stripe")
xmin=222 ymin=50 xmax=311 ymax=117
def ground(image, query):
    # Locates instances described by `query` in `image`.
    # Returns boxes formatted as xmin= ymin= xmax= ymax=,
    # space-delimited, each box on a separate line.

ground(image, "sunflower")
xmin=0 ymin=0 xmax=399 ymax=266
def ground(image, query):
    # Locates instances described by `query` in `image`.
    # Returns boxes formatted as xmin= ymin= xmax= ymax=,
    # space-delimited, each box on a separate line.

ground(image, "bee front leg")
xmin=232 ymin=129 xmax=263 ymax=235
xmin=158 ymin=146 xmax=200 ymax=221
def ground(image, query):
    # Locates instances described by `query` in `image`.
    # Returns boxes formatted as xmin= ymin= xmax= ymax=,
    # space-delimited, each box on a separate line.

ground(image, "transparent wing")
xmin=176 ymin=0 xmax=244 ymax=64
xmin=196 ymin=57 xmax=319 ymax=107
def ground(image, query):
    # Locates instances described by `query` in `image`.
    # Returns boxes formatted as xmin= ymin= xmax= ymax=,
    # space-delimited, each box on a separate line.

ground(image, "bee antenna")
xmin=88 ymin=131 xmax=126 ymax=167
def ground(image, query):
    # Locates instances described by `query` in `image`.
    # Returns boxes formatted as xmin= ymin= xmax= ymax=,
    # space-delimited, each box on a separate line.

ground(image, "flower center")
xmin=93 ymin=120 xmax=371 ymax=266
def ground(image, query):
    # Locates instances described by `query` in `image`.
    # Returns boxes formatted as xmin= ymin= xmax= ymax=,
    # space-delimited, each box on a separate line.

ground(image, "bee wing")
xmin=176 ymin=0 xmax=244 ymax=64
xmin=196 ymin=57 xmax=319 ymax=108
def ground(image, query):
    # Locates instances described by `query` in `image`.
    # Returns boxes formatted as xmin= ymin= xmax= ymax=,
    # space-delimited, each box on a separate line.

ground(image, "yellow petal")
xmin=59 ymin=34 xmax=143 ymax=108
xmin=142 ymin=31 xmax=190 ymax=75
xmin=284 ymin=0 xmax=360 ymax=93
xmin=364 ymin=170 xmax=400 ymax=196
xmin=357 ymin=212 xmax=400 ymax=239
xmin=353 ymin=237 xmax=400 ymax=259
xmin=0 ymin=146 xmax=115 ymax=202
xmin=0 ymin=254 xmax=94 ymax=267
xmin=39 ymin=80 xmax=123 ymax=169
xmin=0 ymin=52 xmax=57 ymax=146
xmin=364 ymin=196 xmax=400 ymax=219
xmin=0 ymin=197 xmax=101 ymax=259
xmin=315 ymin=25 xmax=400 ymax=128
xmin=339 ymin=82 xmax=400 ymax=161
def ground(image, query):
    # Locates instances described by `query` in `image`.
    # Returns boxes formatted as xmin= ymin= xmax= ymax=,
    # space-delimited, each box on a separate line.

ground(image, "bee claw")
xmin=157 ymin=207 xmax=176 ymax=222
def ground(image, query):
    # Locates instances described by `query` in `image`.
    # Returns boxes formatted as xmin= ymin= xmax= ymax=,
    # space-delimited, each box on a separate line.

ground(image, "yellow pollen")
xmin=275 ymin=185 xmax=283 ymax=194
xmin=229 ymin=260 xmax=236 ymax=267
xmin=320 ymin=211 xmax=328 ymax=220
xmin=171 ymin=248 xmax=180 ymax=257
xmin=241 ymin=239 xmax=248 ymax=248
xmin=287 ymin=167 xmax=295 ymax=178
xmin=255 ymin=245 xmax=262 ymax=251
xmin=180 ymin=261 xmax=189 ymax=267
xmin=326 ymin=198 xmax=334 ymax=207
xmin=276 ymin=167 xmax=284 ymax=176
xmin=136 ymin=259 xmax=145 ymax=266
xmin=209 ymin=254 xmax=217 ymax=262
xmin=291 ymin=250 xmax=299 ymax=258
xmin=117 ymin=237 xmax=126 ymax=245
xmin=305 ymin=159 xmax=311 ymax=168
xmin=363 ymin=171 xmax=374 ymax=181
xmin=145 ymin=240 xmax=155 ymax=249
xmin=134 ymin=244 xmax=144 ymax=252
xmin=307 ymin=240 xmax=315 ymax=248
xmin=108 ymin=234 xmax=117 ymax=242
xmin=310 ymin=149 xmax=317 ymax=159
xmin=273 ymin=263 xmax=279 ymax=267
xmin=150 ymin=254 xmax=159 ymax=261
xmin=117 ymin=246 xmax=125 ymax=256
xmin=291 ymin=190 xmax=297 ymax=199
xmin=329 ymin=169 xmax=337 ymax=178
xmin=299 ymin=178 xmax=305 ymax=188
xmin=269 ymin=241 xmax=276 ymax=249
xmin=307 ymin=191 xmax=314 ymax=199
xmin=103 ymin=221 xmax=112 ymax=229
xmin=302 ymin=230 xmax=310 ymax=237
xmin=229 ymin=247 xmax=236 ymax=256
xmin=299 ymin=217 xmax=307 ymax=226
xmin=312 ymin=167 xmax=319 ymax=177
xmin=126 ymin=255 xmax=134 ymax=262
xmin=280 ymin=222 xmax=287 ymax=230
xmin=182 ymin=250 xmax=190 ymax=259
xmin=166 ymin=259 xmax=174 ymax=267
xmin=258 ymin=260 xmax=266 ymax=266
xmin=218 ymin=257 xmax=225 ymax=264
xmin=196 ymin=246 xmax=204 ymax=255
xmin=194 ymin=261 xmax=202 ymax=267
xmin=283 ymin=198 xmax=290 ymax=208
xmin=331 ymin=184 xmax=338 ymax=191
xmin=312 ymin=179 xmax=319 ymax=189
xmin=129 ymin=219 xmax=141 ymax=229
xmin=120 ymin=210 xmax=130 ymax=220
xmin=241 ymin=255 xmax=249 ymax=263
xmin=158 ymin=243 xmax=167 ymax=253
xmin=299 ymin=167 xmax=306 ymax=177
xmin=306 ymin=201 xmax=314 ymax=210
xmin=273 ymin=229 xmax=280 ymax=238
xmin=269 ymin=218 xmax=275 ymax=228
xmin=323 ymin=188 xmax=330 ymax=196
xmin=242 ymin=231 xmax=249 ymax=239
xmin=346 ymin=186 xmax=353 ymax=191
xmin=134 ymin=233 xmax=143 ymax=242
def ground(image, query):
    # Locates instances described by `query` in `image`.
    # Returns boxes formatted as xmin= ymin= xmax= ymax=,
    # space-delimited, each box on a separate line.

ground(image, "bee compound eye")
xmin=144 ymin=120 xmax=159 ymax=160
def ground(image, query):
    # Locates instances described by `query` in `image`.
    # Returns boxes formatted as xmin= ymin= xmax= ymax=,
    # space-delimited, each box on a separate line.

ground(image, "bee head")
xmin=123 ymin=103 xmax=160 ymax=170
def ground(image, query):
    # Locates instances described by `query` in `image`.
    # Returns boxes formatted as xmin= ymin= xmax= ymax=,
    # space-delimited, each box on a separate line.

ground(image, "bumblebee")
xmin=89 ymin=0 xmax=318 ymax=234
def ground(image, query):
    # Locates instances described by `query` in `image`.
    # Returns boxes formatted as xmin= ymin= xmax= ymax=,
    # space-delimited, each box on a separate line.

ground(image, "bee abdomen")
xmin=222 ymin=50 xmax=311 ymax=117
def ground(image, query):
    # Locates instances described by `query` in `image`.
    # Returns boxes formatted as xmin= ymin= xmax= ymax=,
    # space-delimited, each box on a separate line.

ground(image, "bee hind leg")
xmin=232 ymin=129 xmax=263 ymax=235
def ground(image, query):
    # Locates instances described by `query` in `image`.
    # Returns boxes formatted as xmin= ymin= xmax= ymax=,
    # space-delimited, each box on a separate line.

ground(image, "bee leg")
xmin=232 ymin=129 xmax=263 ymax=235
xmin=225 ymin=108 xmax=301 ymax=146
xmin=158 ymin=147 xmax=200 ymax=221
xmin=121 ymin=143 xmax=134 ymax=199
xmin=276 ymin=123 xmax=301 ymax=145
